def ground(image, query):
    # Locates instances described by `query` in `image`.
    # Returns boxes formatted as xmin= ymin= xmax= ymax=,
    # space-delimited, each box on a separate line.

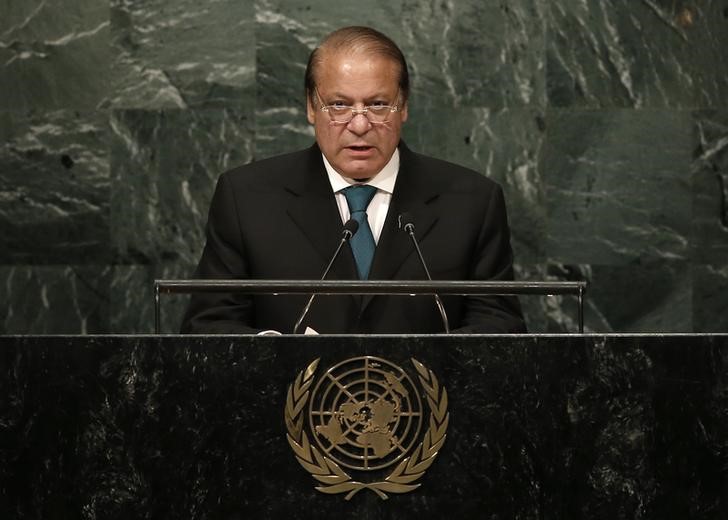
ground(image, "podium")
xmin=2 ymin=334 xmax=727 ymax=518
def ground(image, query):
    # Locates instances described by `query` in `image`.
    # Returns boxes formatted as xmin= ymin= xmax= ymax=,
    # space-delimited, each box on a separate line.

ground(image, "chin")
xmin=342 ymin=162 xmax=381 ymax=178
xmin=346 ymin=170 xmax=377 ymax=180
xmin=341 ymin=171 xmax=373 ymax=180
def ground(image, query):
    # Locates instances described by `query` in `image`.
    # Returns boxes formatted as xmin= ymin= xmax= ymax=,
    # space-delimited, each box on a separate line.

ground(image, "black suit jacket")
xmin=180 ymin=142 xmax=526 ymax=334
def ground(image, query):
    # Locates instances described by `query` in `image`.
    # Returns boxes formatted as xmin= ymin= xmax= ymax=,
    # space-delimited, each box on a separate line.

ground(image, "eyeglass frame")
xmin=313 ymin=87 xmax=402 ymax=125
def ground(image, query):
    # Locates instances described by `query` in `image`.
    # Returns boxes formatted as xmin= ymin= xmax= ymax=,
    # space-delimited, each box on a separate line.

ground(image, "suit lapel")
xmin=363 ymin=143 xmax=444 ymax=309
xmin=285 ymin=145 xmax=358 ymax=280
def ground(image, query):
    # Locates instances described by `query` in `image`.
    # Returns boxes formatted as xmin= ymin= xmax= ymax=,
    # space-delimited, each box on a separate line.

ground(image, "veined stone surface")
xmin=0 ymin=0 xmax=110 ymax=110
xmin=547 ymin=0 xmax=728 ymax=108
xmin=543 ymin=109 xmax=692 ymax=265
xmin=110 ymin=108 xmax=254 ymax=267
xmin=2 ymin=335 xmax=727 ymax=517
xmin=1 ymin=0 xmax=727 ymax=332
xmin=109 ymin=0 xmax=256 ymax=109
xmin=692 ymin=110 xmax=728 ymax=263
xmin=0 ymin=110 xmax=109 ymax=264
xmin=0 ymin=265 xmax=109 ymax=333
xmin=692 ymin=110 xmax=728 ymax=331
xmin=110 ymin=263 xmax=190 ymax=333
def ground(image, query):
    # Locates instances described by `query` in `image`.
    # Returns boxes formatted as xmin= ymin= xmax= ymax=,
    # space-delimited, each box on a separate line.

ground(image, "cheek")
xmin=316 ymin=124 xmax=342 ymax=151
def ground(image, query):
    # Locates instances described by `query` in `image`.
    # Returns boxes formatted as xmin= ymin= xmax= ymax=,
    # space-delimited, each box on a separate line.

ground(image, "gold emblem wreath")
xmin=284 ymin=357 xmax=449 ymax=500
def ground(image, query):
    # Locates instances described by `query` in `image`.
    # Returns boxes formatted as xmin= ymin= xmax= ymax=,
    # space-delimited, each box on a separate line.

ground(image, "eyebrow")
xmin=323 ymin=91 xmax=394 ymax=102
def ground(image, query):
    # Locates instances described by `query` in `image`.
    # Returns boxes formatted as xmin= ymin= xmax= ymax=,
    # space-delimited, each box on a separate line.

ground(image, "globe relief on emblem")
xmin=285 ymin=356 xmax=449 ymax=500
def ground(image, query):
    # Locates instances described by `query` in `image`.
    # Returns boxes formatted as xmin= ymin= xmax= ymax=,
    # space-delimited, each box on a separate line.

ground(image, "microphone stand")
xmin=401 ymin=216 xmax=451 ymax=334
xmin=293 ymin=219 xmax=358 ymax=334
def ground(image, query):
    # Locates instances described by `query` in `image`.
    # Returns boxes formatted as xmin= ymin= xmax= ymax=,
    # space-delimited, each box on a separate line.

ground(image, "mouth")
xmin=344 ymin=145 xmax=377 ymax=158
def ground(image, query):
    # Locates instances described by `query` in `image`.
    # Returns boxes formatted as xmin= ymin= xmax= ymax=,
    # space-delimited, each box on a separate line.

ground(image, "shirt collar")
xmin=323 ymin=148 xmax=400 ymax=194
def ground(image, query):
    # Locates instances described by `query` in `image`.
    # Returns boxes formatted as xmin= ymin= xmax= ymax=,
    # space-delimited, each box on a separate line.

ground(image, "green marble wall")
xmin=1 ymin=0 xmax=727 ymax=333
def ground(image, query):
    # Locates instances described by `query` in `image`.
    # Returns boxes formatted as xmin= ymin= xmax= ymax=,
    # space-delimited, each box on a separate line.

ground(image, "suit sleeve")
xmin=455 ymin=184 xmax=527 ymax=333
xmin=179 ymin=173 xmax=259 ymax=334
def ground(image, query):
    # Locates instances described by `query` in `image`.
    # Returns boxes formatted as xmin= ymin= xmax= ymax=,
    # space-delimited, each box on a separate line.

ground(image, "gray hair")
xmin=304 ymin=26 xmax=410 ymax=104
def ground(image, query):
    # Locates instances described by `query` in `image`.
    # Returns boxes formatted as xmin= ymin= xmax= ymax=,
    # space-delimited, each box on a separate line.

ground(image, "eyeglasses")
xmin=315 ymin=88 xmax=401 ymax=124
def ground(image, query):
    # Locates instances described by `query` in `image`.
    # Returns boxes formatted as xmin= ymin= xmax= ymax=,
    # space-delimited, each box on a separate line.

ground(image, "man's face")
xmin=307 ymin=51 xmax=408 ymax=180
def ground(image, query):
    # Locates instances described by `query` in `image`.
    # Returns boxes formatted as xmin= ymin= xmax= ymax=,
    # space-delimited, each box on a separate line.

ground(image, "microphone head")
xmin=343 ymin=218 xmax=359 ymax=239
xmin=398 ymin=212 xmax=415 ymax=233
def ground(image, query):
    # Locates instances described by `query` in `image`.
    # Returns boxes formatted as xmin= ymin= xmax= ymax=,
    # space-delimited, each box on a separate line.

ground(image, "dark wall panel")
xmin=1 ymin=0 xmax=727 ymax=333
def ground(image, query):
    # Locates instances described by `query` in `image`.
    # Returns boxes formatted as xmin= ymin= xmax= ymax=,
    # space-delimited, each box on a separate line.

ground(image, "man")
xmin=180 ymin=26 xmax=526 ymax=334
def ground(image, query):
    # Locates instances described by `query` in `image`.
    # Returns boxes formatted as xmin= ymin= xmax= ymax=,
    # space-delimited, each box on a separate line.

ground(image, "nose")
xmin=346 ymin=112 xmax=372 ymax=135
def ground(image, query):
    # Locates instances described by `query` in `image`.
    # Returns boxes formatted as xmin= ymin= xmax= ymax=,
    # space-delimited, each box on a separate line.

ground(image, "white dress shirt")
xmin=322 ymin=149 xmax=400 ymax=244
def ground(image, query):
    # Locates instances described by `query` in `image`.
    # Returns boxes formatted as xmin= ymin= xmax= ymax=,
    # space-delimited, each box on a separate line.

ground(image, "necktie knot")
xmin=343 ymin=185 xmax=377 ymax=213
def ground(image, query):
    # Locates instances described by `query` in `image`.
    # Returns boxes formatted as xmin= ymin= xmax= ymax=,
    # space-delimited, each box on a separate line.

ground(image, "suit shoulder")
xmin=219 ymin=146 xmax=318 ymax=189
xmin=409 ymin=150 xmax=502 ymax=194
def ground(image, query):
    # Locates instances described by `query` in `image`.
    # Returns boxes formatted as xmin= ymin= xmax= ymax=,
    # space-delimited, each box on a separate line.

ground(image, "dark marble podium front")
xmin=1 ymin=335 xmax=727 ymax=519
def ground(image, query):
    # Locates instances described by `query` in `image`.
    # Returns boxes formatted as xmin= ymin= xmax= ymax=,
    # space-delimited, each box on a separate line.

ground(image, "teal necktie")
xmin=342 ymin=185 xmax=377 ymax=279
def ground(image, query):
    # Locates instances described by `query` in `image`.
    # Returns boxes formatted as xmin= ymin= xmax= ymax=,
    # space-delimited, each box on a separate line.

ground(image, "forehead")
xmin=315 ymin=50 xmax=400 ymax=96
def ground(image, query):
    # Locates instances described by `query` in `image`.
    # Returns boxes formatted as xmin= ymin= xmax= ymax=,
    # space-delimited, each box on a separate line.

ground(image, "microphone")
xmin=398 ymin=212 xmax=451 ymax=333
xmin=293 ymin=219 xmax=359 ymax=334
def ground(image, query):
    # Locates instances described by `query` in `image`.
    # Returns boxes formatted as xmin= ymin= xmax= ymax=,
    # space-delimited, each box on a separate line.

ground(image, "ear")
xmin=400 ymin=102 xmax=408 ymax=124
xmin=306 ymin=93 xmax=316 ymax=124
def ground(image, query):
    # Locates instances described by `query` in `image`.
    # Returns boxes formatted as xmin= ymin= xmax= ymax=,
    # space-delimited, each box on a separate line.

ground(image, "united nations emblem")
xmin=284 ymin=356 xmax=449 ymax=500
